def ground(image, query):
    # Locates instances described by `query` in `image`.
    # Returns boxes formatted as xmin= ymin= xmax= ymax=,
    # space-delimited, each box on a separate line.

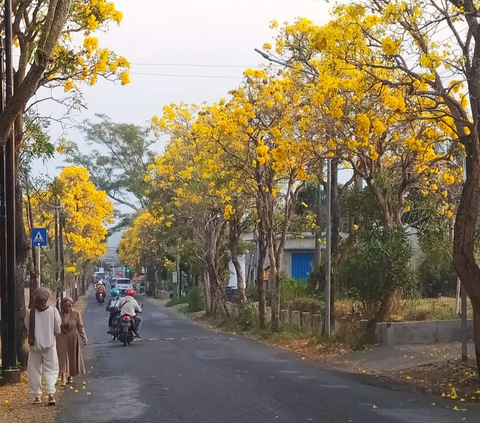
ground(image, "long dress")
xmin=56 ymin=310 xmax=88 ymax=377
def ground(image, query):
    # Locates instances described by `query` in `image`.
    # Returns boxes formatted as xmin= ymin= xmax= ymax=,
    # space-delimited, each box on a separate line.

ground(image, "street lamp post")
xmin=325 ymin=159 xmax=332 ymax=337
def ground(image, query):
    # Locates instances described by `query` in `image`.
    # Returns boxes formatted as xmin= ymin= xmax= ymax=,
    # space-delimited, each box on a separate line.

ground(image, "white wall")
xmin=228 ymin=255 xmax=246 ymax=288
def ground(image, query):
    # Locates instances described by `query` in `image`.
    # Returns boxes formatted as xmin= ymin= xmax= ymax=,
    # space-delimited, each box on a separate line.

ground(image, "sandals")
xmin=68 ymin=376 xmax=74 ymax=384
xmin=48 ymin=394 xmax=56 ymax=406
xmin=33 ymin=396 xmax=42 ymax=405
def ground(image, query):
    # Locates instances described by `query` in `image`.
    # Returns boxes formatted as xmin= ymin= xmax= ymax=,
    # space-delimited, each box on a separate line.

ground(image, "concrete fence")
xmin=228 ymin=303 xmax=324 ymax=335
xmin=262 ymin=307 xmax=323 ymax=335
xmin=155 ymin=289 xmax=170 ymax=300
xmin=376 ymin=320 xmax=474 ymax=345
xmin=229 ymin=301 xmax=471 ymax=345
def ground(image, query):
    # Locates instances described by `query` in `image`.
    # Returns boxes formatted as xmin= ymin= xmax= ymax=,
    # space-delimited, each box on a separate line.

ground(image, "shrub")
xmin=237 ymin=301 xmax=259 ymax=331
xmin=186 ymin=286 xmax=204 ymax=312
xmin=287 ymin=297 xmax=324 ymax=315
xmin=281 ymin=273 xmax=308 ymax=302
xmin=165 ymin=296 xmax=188 ymax=307
xmin=246 ymin=284 xmax=259 ymax=302
xmin=340 ymin=226 xmax=416 ymax=320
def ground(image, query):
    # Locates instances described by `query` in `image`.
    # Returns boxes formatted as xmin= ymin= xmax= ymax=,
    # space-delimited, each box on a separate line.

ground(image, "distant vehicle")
xmin=95 ymin=272 xmax=106 ymax=281
xmin=116 ymin=278 xmax=133 ymax=296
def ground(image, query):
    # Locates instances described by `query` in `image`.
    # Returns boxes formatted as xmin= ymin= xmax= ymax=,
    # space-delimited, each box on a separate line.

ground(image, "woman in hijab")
xmin=56 ymin=296 xmax=88 ymax=386
xmin=24 ymin=287 xmax=62 ymax=405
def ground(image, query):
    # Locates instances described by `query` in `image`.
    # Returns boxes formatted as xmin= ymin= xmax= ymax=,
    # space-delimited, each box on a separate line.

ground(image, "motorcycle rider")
xmin=106 ymin=288 xmax=119 ymax=311
xmin=107 ymin=288 xmax=121 ymax=334
xmin=96 ymin=281 xmax=106 ymax=301
xmin=118 ymin=288 xmax=142 ymax=338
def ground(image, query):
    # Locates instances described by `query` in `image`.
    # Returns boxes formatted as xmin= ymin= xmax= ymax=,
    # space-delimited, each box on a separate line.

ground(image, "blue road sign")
xmin=31 ymin=228 xmax=47 ymax=247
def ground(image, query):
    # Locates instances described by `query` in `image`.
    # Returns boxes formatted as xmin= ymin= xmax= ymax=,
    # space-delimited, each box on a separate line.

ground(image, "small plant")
xmin=281 ymin=273 xmax=308 ymax=302
xmin=246 ymin=284 xmax=259 ymax=302
xmin=186 ymin=286 xmax=204 ymax=312
xmin=237 ymin=301 xmax=259 ymax=331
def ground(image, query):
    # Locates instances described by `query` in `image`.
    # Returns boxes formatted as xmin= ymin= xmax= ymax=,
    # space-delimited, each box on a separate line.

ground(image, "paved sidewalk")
xmin=328 ymin=342 xmax=476 ymax=373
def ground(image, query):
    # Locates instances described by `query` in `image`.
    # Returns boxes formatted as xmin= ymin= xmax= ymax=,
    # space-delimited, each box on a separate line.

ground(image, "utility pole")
xmin=54 ymin=200 xmax=59 ymax=305
xmin=0 ymin=37 xmax=9 ymax=381
xmin=59 ymin=208 xmax=65 ymax=298
xmin=2 ymin=0 xmax=20 ymax=383
xmin=325 ymin=158 xmax=332 ymax=337
xmin=176 ymin=241 xmax=181 ymax=297
xmin=461 ymin=156 xmax=468 ymax=362
xmin=313 ymin=165 xmax=323 ymax=291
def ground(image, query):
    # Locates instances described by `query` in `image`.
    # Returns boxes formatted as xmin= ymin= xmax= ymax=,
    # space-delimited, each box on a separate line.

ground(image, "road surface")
xmin=56 ymin=294 xmax=480 ymax=423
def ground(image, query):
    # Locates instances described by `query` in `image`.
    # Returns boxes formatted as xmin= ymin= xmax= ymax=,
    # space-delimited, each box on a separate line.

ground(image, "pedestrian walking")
xmin=56 ymin=296 xmax=88 ymax=386
xmin=25 ymin=287 xmax=61 ymax=405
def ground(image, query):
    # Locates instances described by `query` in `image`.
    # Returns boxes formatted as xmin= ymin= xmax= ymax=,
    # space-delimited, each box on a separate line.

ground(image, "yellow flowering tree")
xmin=184 ymin=70 xmax=314 ymax=328
xmin=264 ymin=14 xmax=463 ymax=331
xmin=271 ymin=16 xmax=461 ymax=228
xmin=150 ymin=100 xmax=261 ymax=314
xmin=10 ymin=1 xmax=130 ymax=358
xmin=117 ymin=211 xmax=168 ymax=274
xmin=29 ymin=166 xmax=114 ymax=289
xmin=305 ymin=1 xmax=480 ymax=370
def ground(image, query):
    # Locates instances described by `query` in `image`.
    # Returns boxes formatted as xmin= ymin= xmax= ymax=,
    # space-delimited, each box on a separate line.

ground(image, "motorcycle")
xmin=97 ymin=292 xmax=105 ymax=305
xmin=108 ymin=307 xmax=120 ymax=340
xmin=118 ymin=314 xmax=135 ymax=346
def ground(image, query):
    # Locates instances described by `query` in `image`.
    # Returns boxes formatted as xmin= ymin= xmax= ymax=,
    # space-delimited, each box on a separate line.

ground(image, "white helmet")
xmin=98 ymin=280 xmax=104 ymax=285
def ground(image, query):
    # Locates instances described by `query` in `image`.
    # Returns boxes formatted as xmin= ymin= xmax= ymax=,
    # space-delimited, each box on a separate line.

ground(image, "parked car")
xmin=110 ymin=278 xmax=118 ymax=289
xmin=116 ymin=278 xmax=133 ymax=296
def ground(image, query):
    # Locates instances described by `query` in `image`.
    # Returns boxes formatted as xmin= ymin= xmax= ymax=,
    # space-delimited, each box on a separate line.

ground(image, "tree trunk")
xmin=229 ymin=217 xmax=246 ymax=303
xmin=15 ymin=174 xmax=29 ymax=366
xmin=472 ymin=302 xmax=480 ymax=372
xmin=267 ymin=234 xmax=278 ymax=328
xmin=203 ymin=268 xmax=211 ymax=315
xmin=453 ymin=138 xmax=480 ymax=377
xmin=231 ymin=254 xmax=246 ymax=303
xmin=205 ymin=259 xmax=228 ymax=317
xmin=365 ymin=290 xmax=395 ymax=343
xmin=25 ymin=190 xmax=37 ymax=308
xmin=146 ymin=265 xmax=155 ymax=296
xmin=256 ymin=230 xmax=267 ymax=328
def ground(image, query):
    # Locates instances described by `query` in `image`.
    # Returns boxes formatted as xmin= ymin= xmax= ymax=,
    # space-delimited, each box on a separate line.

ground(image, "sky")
xmin=32 ymin=0 xmax=332 ymax=246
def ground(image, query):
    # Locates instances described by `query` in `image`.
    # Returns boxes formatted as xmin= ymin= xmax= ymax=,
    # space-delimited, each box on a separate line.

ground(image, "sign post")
xmin=31 ymin=228 xmax=47 ymax=289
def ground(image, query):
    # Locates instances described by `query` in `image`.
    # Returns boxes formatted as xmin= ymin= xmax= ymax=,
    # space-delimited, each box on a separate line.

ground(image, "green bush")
xmin=237 ymin=301 xmax=259 ymax=331
xmin=246 ymin=284 xmax=259 ymax=302
xmin=186 ymin=286 xmax=204 ymax=312
xmin=341 ymin=226 xmax=416 ymax=319
xmin=165 ymin=296 xmax=188 ymax=307
xmin=287 ymin=297 xmax=324 ymax=315
xmin=281 ymin=273 xmax=308 ymax=302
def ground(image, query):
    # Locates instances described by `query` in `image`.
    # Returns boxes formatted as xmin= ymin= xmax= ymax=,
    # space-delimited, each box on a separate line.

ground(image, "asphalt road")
xmin=56 ymin=293 xmax=480 ymax=423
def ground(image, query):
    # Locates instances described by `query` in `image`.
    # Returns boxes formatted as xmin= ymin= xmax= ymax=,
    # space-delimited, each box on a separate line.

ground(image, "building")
xmin=236 ymin=232 xmax=322 ymax=286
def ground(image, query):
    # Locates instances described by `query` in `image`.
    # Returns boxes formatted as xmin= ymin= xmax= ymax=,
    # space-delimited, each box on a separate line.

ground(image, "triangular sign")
xmin=33 ymin=232 xmax=44 ymax=243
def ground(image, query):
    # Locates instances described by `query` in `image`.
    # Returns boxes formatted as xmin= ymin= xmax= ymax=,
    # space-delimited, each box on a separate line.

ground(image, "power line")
xmin=130 ymin=72 xmax=243 ymax=79
xmin=131 ymin=62 xmax=255 ymax=68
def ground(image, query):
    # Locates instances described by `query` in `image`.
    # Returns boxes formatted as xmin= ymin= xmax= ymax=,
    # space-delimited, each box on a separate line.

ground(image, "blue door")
xmin=291 ymin=252 xmax=314 ymax=281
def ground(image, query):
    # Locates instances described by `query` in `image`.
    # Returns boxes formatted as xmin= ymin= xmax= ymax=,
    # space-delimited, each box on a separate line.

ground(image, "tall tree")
xmin=8 ymin=0 xmax=129 ymax=364
xmin=64 ymin=114 xmax=155 ymax=219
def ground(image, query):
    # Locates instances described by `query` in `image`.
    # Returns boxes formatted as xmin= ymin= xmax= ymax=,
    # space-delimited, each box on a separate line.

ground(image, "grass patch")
xmin=165 ymin=296 xmax=188 ymax=308
xmin=335 ymin=296 xmax=473 ymax=322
